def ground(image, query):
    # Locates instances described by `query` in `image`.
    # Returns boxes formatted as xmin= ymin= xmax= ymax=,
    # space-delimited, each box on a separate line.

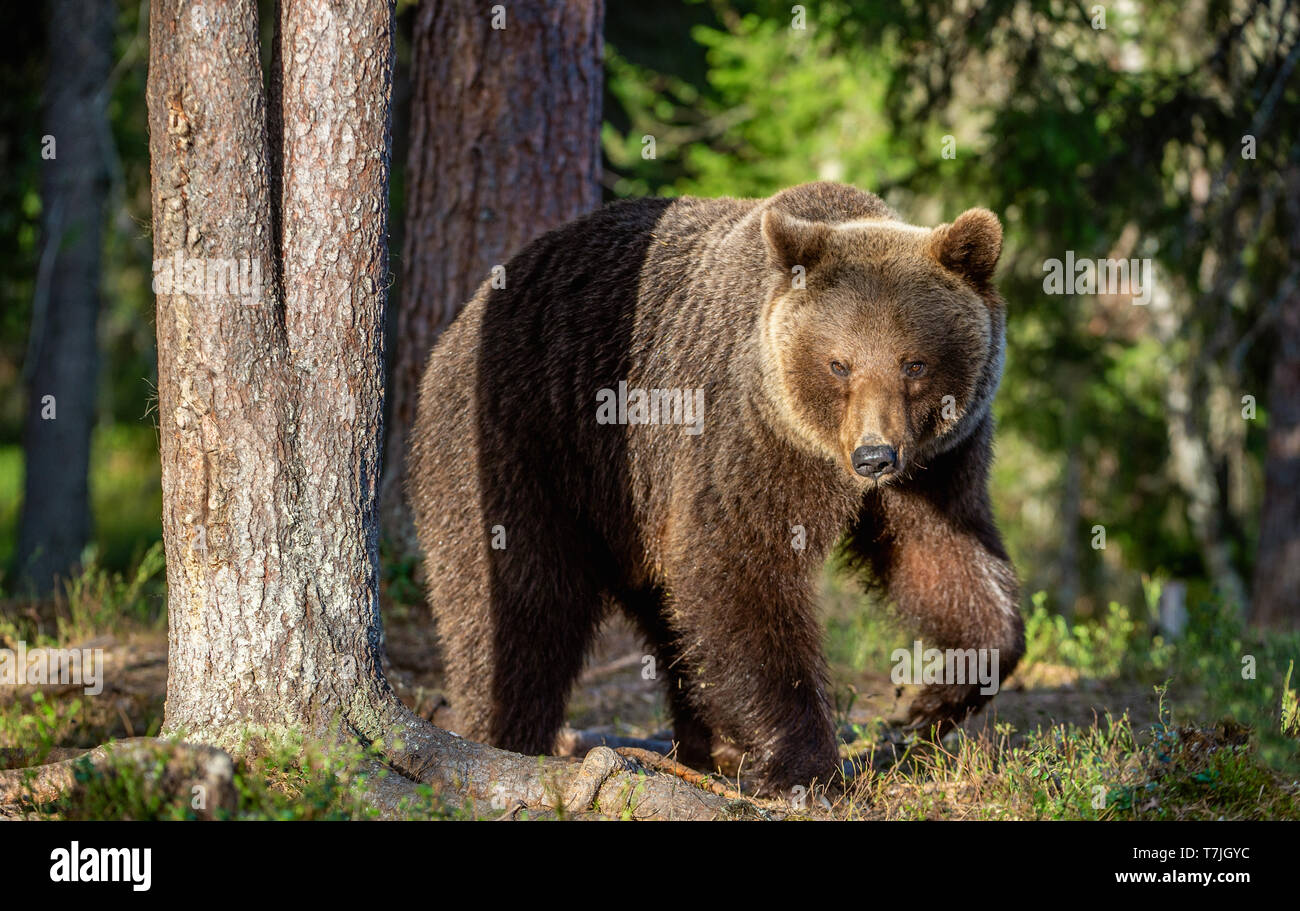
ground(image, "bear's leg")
xmin=848 ymin=427 xmax=1025 ymax=735
xmin=490 ymin=550 xmax=609 ymax=755
xmin=432 ymin=523 xmax=607 ymax=757
xmin=663 ymin=559 xmax=841 ymax=794
xmin=618 ymin=590 xmax=715 ymax=769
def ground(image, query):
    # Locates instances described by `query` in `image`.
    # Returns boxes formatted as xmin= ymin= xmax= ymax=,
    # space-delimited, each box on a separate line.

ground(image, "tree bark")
xmin=17 ymin=0 xmax=114 ymax=594
xmin=138 ymin=0 xmax=732 ymax=818
xmin=147 ymin=0 xmax=428 ymax=749
xmin=1251 ymin=168 xmax=1300 ymax=629
xmin=379 ymin=0 xmax=605 ymax=552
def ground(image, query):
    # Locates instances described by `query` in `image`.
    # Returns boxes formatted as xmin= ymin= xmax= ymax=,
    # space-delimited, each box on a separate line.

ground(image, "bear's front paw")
xmin=749 ymin=734 xmax=842 ymax=798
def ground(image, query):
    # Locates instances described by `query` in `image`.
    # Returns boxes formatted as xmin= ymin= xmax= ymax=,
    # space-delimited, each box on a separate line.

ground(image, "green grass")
xmin=1170 ymin=597 xmax=1300 ymax=772
xmin=0 ymin=541 xmax=165 ymax=648
xmin=817 ymin=563 xmax=1300 ymax=819
xmin=836 ymin=695 xmax=1299 ymax=820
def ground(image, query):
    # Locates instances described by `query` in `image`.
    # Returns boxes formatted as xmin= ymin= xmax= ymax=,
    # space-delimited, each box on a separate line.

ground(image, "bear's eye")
xmin=903 ymin=361 xmax=927 ymax=378
xmin=830 ymin=360 xmax=850 ymax=378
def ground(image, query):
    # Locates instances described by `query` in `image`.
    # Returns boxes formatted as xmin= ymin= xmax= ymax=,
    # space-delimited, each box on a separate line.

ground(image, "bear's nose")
xmin=852 ymin=444 xmax=898 ymax=478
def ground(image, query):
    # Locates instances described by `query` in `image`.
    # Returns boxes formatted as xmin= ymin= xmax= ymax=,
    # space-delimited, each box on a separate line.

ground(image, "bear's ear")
xmin=929 ymin=208 xmax=1002 ymax=287
xmin=762 ymin=209 xmax=831 ymax=276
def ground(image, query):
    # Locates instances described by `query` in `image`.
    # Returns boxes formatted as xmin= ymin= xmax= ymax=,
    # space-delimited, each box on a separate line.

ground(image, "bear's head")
xmin=758 ymin=205 xmax=1005 ymax=484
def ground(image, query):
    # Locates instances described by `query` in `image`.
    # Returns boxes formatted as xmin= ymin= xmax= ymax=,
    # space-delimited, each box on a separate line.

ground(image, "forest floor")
xmin=3 ymin=555 xmax=1297 ymax=820
xmin=385 ymin=599 xmax=1161 ymax=787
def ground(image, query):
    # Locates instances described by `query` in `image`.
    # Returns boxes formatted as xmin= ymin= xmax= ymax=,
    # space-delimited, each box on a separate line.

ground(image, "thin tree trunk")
xmin=1149 ymin=281 xmax=1249 ymax=613
xmin=17 ymin=0 xmax=114 ymax=594
xmin=379 ymin=0 xmax=604 ymax=553
xmin=1251 ymin=168 xmax=1300 ymax=629
xmin=1055 ymin=377 xmax=1083 ymax=618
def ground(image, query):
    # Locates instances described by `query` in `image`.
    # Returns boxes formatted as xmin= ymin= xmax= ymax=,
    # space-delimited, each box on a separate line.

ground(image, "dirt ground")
xmin=380 ymin=607 xmax=1162 ymax=765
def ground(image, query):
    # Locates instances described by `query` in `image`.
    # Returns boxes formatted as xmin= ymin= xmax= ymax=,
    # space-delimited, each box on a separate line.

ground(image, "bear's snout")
xmin=852 ymin=443 xmax=898 ymax=479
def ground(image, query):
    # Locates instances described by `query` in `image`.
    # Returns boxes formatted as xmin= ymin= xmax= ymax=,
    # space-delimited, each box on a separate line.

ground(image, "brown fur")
xmin=408 ymin=182 xmax=1024 ymax=793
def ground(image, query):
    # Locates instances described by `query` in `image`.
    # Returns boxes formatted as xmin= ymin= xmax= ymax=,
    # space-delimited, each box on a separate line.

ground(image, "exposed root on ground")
xmin=0 ymin=737 xmax=235 ymax=818
xmin=348 ymin=690 xmax=752 ymax=819
xmin=612 ymin=746 xmax=747 ymax=801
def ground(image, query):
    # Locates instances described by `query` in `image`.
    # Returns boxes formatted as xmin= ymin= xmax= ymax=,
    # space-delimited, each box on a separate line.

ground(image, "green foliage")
xmin=821 ymin=567 xmax=910 ymax=675
xmin=1 ymin=423 xmax=161 ymax=587
xmin=57 ymin=751 xmax=199 ymax=822
xmin=1282 ymin=662 xmax=1299 ymax=738
xmin=57 ymin=541 xmax=166 ymax=640
xmin=0 ymin=540 xmax=164 ymax=649
xmin=87 ymin=425 xmax=164 ymax=574
xmin=606 ymin=1 xmax=907 ymax=200
xmin=1022 ymin=590 xmax=1171 ymax=679
xmin=0 ymin=691 xmax=82 ymax=764
xmin=1095 ymin=690 xmax=1293 ymax=820
xmin=1016 ymin=584 xmax=1298 ymax=772
xmin=0 ymin=446 xmax=20 ymax=579
xmin=228 ymin=733 xmax=447 ymax=822
xmin=0 ymin=6 xmax=45 ymax=442
xmin=1169 ymin=597 xmax=1300 ymax=770
xmin=379 ymin=539 xmax=424 ymax=609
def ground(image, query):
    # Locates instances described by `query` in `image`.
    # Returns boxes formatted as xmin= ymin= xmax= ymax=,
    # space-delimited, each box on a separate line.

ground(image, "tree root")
xmin=612 ymin=747 xmax=746 ymax=801
xmin=0 ymin=747 xmax=89 ymax=766
xmin=347 ymin=689 xmax=750 ymax=819
xmin=563 ymin=745 xmax=639 ymax=812
xmin=0 ymin=737 xmax=236 ymax=818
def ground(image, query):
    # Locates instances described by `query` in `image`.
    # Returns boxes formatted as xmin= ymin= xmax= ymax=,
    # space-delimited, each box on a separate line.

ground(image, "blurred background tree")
xmin=15 ymin=0 xmax=115 ymax=596
xmin=382 ymin=0 xmax=604 ymax=554
xmin=1 ymin=0 xmax=1296 ymax=629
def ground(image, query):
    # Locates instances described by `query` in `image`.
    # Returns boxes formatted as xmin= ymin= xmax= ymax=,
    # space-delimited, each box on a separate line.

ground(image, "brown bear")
xmin=408 ymin=181 xmax=1024 ymax=793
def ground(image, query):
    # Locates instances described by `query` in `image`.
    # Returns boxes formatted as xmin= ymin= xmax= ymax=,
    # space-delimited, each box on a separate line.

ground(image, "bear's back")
xmin=763 ymin=181 xmax=897 ymax=224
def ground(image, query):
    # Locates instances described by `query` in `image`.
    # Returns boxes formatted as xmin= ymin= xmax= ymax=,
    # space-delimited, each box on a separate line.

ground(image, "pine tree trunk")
xmin=17 ymin=0 xmax=113 ymax=594
xmin=378 ymin=0 xmax=604 ymax=552
xmin=148 ymin=0 xmax=398 ymax=744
